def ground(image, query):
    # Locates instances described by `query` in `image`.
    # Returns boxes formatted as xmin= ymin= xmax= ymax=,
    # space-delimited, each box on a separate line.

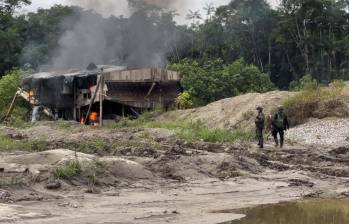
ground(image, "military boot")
xmin=280 ymin=135 xmax=284 ymax=148
xmin=274 ymin=138 xmax=279 ymax=147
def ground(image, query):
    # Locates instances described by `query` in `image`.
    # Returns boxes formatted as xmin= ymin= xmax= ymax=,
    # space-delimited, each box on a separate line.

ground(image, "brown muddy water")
xmin=222 ymin=199 xmax=349 ymax=224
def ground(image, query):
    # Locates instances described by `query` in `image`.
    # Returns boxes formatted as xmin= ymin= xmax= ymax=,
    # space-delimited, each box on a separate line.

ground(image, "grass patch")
xmin=109 ymin=113 xmax=254 ymax=143
xmin=63 ymin=139 xmax=111 ymax=154
xmin=53 ymin=159 xmax=82 ymax=179
xmin=53 ymin=159 xmax=107 ymax=187
xmin=0 ymin=132 xmax=48 ymax=152
xmin=284 ymin=80 xmax=347 ymax=125
xmin=55 ymin=120 xmax=75 ymax=130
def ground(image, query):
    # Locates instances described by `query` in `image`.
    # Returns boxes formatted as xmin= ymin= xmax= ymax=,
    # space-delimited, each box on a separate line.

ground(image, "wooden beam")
xmin=84 ymin=74 xmax=103 ymax=125
xmin=73 ymin=82 xmax=77 ymax=121
xmin=130 ymin=107 xmax=140 ymax=117
xmin=145 ymin=82 xmax=156 ymax=99
xmin=99 ymin=75 xmax=104 ymax=127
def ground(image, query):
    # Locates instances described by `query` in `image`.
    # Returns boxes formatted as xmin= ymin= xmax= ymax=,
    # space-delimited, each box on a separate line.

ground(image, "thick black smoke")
xmin=50 ymin=0 xmax=180 ymax=69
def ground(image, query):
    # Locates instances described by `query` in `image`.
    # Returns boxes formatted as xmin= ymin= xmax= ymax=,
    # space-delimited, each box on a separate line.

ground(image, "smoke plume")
xmin=68 ymin=0 xmax=186 ymax=16
xmin=51 ymin=0 xmax=181 ymax=70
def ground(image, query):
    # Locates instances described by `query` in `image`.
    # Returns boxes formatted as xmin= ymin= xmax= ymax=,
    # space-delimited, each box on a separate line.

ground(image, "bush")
xmin=53 ymin=160 xmax=82 ymax=179
xmin=169 ymin=58 xmax=275 ymax=106
xmin=289 ymin=74 xmax=318 ymax=91
xmin=0 ymin=70 xmax=29 ymax=125
xmin=175 ymin=91 xmax=193 ymax=109
xmin=53 ymin=159 xmax=107 ymax=185
xmin=0 ymin=70 xmax=23 ymax=113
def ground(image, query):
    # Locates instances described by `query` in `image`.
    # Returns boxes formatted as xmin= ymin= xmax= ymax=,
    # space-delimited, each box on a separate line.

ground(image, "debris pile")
xmin=287 ymin=118 xmax=349 ymax=147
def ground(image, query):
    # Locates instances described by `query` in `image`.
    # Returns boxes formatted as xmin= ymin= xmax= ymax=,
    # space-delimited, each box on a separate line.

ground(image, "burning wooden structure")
xmin=21 ymin=65 xmax=181 ymax=124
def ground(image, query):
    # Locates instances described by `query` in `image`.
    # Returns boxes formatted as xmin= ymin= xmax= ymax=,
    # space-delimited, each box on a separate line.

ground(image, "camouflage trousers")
xmin=256 ymin=128 xmax=264 ymax=148
xmin=272 ymin=127 xmax=284 ymax=147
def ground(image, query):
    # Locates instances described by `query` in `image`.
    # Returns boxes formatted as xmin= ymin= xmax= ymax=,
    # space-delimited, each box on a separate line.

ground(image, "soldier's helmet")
xmin=278 ymin=106 xmax=284 ymax=111
xmin=256 ymin=106 xmax=263 ymax=111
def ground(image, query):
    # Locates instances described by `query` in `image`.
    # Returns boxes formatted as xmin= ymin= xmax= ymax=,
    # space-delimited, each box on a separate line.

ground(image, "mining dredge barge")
xmin=15 ymin=65 xmax=181 ymax=125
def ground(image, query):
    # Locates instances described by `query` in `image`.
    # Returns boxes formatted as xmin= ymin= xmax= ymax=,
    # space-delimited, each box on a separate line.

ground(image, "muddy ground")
xmin=0 ymin=122 xmax=349 ymax=224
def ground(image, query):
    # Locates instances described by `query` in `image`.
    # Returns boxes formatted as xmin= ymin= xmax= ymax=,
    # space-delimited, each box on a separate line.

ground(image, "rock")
xmin=185 ymin=150 xmax=193 ymax=155
xmin=288 ymin=179 xmax=314 ymax=188
xmin=58 ymin=202 xmax=70 ymax=207
xmin=45 ymin=181 xmax=62 ymax=190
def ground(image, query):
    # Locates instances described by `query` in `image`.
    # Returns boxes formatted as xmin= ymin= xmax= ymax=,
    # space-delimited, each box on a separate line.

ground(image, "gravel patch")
xmin=287 ymin=118 xmax=349 ymax=147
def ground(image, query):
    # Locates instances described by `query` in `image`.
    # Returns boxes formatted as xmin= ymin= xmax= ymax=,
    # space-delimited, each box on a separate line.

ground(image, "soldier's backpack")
xmin=274 ymin=113 xmax=285 ymax=129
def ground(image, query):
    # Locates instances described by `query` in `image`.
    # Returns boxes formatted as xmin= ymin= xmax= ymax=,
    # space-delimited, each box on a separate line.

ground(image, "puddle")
xmin=222 ymin=199 xmax=349 ymax=224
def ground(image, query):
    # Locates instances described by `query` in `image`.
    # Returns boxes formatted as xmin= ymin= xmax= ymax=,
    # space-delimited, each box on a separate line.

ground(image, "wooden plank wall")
xmin=104 ymin=68 xmax=180 ymax=82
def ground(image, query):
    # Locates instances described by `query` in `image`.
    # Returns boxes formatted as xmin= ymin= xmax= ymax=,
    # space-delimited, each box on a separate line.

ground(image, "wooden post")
xmin=83 ymin=74 xmax=103 ymax=125
xmin=73 ymin=82 xmax=77 ymax=121
xmin=99 ymin=75 xmax=104 ymax=127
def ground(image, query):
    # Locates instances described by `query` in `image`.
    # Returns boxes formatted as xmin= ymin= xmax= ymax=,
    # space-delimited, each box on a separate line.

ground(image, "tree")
xmin=277 ymin=0 xmax=349 ymax=82
xmin=0 ymin=0 xmax=31 ymax=15
xmin=170 ymin=58 xmax=274 ymax=105
xmin=186 ymin=10 xmax=202 ymax=58
xmin=20 ymin=5 xmax=76 ymax=68
xmin=203 ymin=2 xmax=215 ymax=21
xmin=0 ymin=70 xmax=26 ymax=118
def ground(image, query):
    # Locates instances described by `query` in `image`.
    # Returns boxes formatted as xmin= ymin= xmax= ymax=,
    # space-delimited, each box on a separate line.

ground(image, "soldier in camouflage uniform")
xmin=255 ymin=106 xmax=265 ymax=149
xmin=272 ymin=106 xmax=290 ymax=148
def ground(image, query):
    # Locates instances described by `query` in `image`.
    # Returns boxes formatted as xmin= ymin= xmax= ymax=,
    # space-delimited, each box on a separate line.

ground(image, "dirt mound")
xmin=0 ymin=124 xmax=166 ymax=157
xmin=312 ymin=96 xmax=349 ymax=119
xmin=0 ymin=149 xmax=154 ymax=189
xmin=168 ymin=91 xmax=294 ymax=131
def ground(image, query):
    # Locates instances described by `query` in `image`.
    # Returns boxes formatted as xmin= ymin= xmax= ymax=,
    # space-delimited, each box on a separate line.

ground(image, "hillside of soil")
xmin=165 ymin=91 xmax=295 ymax=131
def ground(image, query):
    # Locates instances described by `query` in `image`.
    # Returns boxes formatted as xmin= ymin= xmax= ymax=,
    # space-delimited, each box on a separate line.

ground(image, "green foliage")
xmin=64 ymin=139 xmax=111 ymax=154
xmin=0 ymin=70 xmax=29 ymax=125
xmin=330 ymin=80 xmax=346 ymax=91
xmin=175 ymin=91 xmax=193 ymax=109
xmin=170 ymin=58 xmax=274 ymax=105
xmin=172 ymin=121 xmax=255 ymax=143
xmin=53 ymin=159 xmax=82 ymax=179
xmin=110 ymin=117 xmax=254 ymax=143
xmin=0 ymin=70 xmax=22 ymax=113
xmin=284 ymin=80 xmax=346 ymax=125
xmin=53 ymin=159 xmax=107 ymax=183
xmin=0 ymin=0 xmax=31 ymax=14
xmin=223 ymin=59 xmax=275 ymax=93
xmin=174 ymin=0 xmax=349 ymax=88
xmin=289 ymin=74 xmax=319 ymax=91
xmin=1 ymin=0 xmax=349 ymax=90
